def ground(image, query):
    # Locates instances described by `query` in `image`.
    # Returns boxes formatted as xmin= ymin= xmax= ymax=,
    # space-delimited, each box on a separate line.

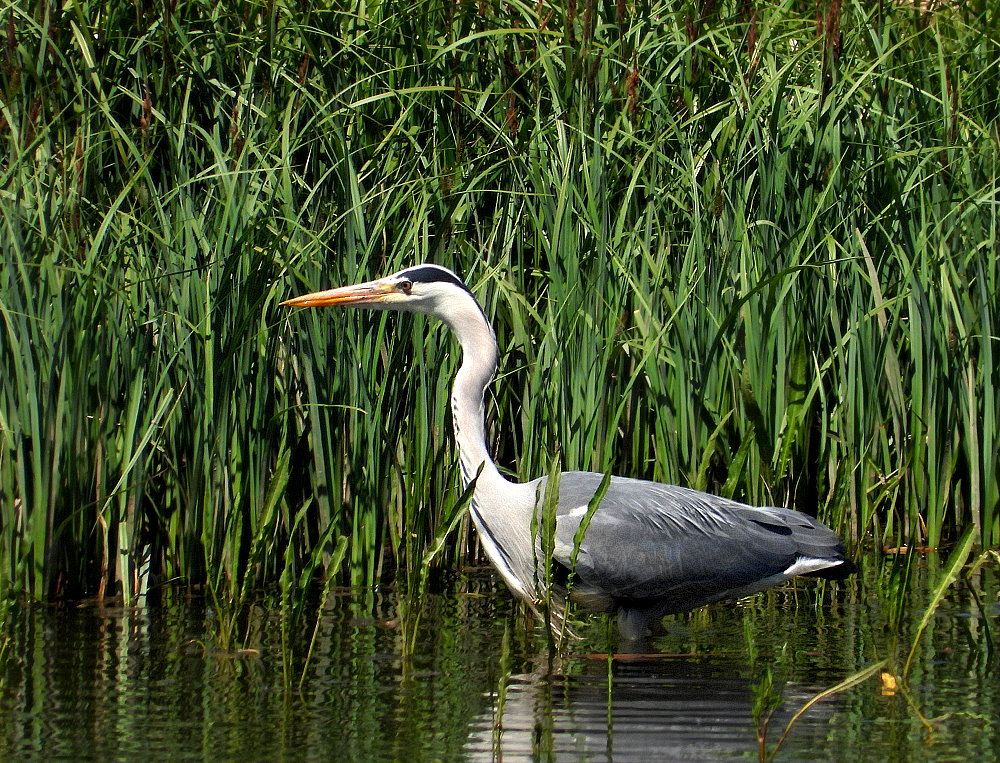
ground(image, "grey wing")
xmin=550 ymin=472 xmax=847 ymax=612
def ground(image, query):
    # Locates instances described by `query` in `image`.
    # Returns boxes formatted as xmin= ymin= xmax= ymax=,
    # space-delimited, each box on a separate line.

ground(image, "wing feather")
xmin=545 ymin=472 xmax=847 ymax=612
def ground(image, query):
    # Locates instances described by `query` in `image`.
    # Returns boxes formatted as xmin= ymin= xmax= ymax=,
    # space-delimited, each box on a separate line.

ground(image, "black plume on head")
xmin=397 ymin=265 xmax=470 ymax=293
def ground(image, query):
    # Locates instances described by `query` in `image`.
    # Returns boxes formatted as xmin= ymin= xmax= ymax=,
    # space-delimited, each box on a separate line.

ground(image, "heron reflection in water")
xmin=283 ymin=264 xmax=855 ymax=640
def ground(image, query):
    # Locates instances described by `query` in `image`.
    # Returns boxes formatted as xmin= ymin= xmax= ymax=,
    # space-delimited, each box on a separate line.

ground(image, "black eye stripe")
xmin=397 ymin=265 xmax=470 ymax=293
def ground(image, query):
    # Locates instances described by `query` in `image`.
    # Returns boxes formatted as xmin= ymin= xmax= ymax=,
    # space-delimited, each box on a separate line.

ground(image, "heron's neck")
xmin=443 ymin=300 xmax=506 ymax=492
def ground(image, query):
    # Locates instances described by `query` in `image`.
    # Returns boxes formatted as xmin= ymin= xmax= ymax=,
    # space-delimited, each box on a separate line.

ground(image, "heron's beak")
xmin=280 ymin=278 xmax=396 ymax=308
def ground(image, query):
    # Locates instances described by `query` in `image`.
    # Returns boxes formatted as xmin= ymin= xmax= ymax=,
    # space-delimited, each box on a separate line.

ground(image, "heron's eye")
xmin=397 ymin=280 xmax=413 ymax=294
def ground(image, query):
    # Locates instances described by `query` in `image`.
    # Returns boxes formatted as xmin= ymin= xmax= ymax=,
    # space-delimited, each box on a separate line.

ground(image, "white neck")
xmin=441 ymin=298 xmax=506 ymax=492
xmin=438 ymin=290 xmax=538 ymax=602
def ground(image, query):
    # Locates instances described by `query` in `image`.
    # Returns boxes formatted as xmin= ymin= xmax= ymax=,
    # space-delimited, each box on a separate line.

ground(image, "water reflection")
xmin=466 ymin=648 xmax=852 ymax=760
xmin=468 ymin=658 xmax=762 ymax=760
xmin=0 ymin=563 xmax=996 ymax=761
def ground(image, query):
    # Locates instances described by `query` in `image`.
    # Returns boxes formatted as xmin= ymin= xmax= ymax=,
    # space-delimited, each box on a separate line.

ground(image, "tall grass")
xmin=1 ymin=0 xmax=997 ymax=603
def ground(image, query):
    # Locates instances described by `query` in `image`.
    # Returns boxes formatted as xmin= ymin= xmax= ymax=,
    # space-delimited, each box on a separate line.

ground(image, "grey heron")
xmin=282 ymin=264 xmax=855 ymax=640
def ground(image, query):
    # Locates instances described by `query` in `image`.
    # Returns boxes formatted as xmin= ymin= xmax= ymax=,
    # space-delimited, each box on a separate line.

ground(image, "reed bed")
xmin=0 ymin=0 xmax=997 ymax=604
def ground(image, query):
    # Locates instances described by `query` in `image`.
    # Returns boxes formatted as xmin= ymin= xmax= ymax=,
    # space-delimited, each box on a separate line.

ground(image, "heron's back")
xmin=527 ymin=472 xmax=853 ymax=628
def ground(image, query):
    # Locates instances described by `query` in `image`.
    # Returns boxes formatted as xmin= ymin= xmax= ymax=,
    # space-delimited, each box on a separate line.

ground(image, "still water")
xmin=1 ymin=558 xmax=997 ymax=761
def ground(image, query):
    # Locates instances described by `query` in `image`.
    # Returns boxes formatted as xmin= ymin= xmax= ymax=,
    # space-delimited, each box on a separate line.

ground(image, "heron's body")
xmin=283 ymin=264 xmax=855 ymax=640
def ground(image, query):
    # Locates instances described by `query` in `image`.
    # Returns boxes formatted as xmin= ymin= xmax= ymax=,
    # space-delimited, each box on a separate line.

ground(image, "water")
xmin=1 ymin=560 xmax=997 ymax=761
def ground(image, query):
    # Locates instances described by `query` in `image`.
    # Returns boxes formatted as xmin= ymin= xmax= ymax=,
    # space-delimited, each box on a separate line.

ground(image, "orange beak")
xmin=280 ymin=279 xmax=395 ymax=308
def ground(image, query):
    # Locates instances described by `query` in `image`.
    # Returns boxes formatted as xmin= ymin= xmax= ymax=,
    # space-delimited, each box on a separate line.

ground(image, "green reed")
xmin=1 ymin=0 xmax=997 ymax=604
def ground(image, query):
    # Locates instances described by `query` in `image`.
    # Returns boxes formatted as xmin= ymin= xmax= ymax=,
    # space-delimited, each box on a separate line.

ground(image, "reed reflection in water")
xmin=0 ymin=565 xmax=996 ymax=761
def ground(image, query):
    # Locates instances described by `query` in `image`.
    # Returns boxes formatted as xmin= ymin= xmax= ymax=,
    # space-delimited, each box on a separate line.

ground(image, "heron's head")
xmin=281 ymin=264 xmax=473 ymax=317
